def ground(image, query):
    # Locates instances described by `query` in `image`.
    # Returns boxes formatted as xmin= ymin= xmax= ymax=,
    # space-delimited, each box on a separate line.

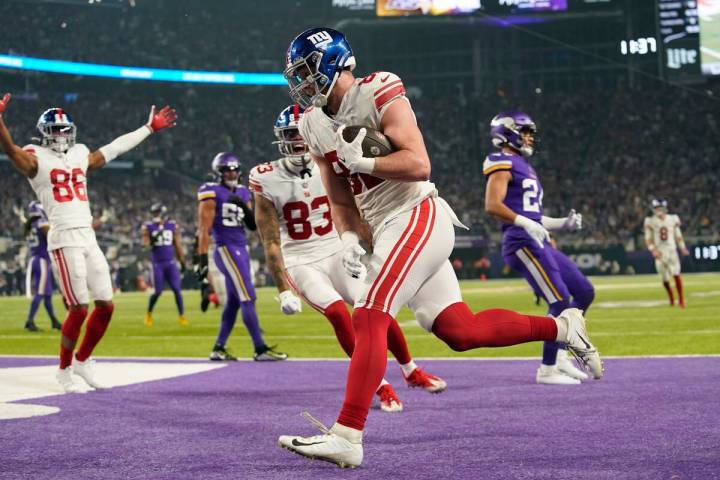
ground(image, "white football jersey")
xmin=298 ymin=71 xmax=436 ymax=233
xmin=249 ymin=159 xmax=342 ymax=268
xmin=644 ymin=213 xmax=682 ymax=251
xmin=25 ymin=144 xmax=93 ymax=249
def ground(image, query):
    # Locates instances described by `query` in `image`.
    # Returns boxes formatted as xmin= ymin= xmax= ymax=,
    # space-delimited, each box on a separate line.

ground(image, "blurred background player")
xmin=16 ymin=200 xmax=62 ymax=332
xmin=644 ymin=199 xmax=690 ymax=308
xmin=251 ymin=105 xmax=446 ymax=412
xmin=141 ymin=202 xmax=188 ymax=327
xmin=484 ymin=111 xmax=594 ymax=386
xmin=196 ymin=152 xmax=287 ymax=361
xmin=277 ymin=28 xmax=602 ymax=468
xmin=0 ymin=92 xmax=177 ymax=392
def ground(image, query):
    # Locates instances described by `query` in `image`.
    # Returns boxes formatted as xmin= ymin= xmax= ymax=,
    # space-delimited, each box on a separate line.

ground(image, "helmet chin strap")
xmin=283 ymin=155 xmax=313 ymax=178
xmin=520 ymin=146 xmax=534 ymax=157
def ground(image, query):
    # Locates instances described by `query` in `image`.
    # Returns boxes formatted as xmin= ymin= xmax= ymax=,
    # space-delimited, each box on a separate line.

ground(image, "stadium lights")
xmin=0 ymin=54 xmax=286 ymax=86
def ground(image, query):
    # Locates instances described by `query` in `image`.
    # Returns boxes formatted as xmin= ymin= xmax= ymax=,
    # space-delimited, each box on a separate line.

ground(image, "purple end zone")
xmin=1 ymin=357 xmax=719 ymax=480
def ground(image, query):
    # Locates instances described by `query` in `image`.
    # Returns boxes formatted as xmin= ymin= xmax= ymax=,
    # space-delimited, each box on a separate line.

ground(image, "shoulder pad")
xmin=483 ymin=154 xmax=514 ymax=176
xmin=360 ymin=72 xmax=406 ymax=112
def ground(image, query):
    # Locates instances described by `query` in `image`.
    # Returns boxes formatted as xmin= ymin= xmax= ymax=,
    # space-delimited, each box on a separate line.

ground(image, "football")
xmin=342 ymin=125 xmax=395 ymax=157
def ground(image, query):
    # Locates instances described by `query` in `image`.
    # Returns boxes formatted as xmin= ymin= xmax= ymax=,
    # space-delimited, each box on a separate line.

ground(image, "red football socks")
xmin=324 ymin=300 xmax=355 ymax=357
xmin=674 ymin=275 xmax=684 ymax=307
xmin=432 ymin=302 xmax=558 ymax=351
xmin=59 ymin=306 xmax=88 ymax=369
xmin=75 ymin=303 xmax=114 ymax=362
xmin=337 ymin=307 xmax=392 ymax=431
xmin=663 ymin=281 xmax=675 ymax=306
xmin=386 ymin=318 xmax=412 ymax=365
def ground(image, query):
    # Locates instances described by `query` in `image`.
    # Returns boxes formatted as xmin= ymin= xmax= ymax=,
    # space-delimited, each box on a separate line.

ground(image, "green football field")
xmin=1 ymin=273 xmax=718 ymax=359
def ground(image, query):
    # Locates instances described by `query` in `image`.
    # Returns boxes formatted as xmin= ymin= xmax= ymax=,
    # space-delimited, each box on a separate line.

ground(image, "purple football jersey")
xmin=197 ymin=182 xmax=252 ymax=246
xmin=28 ymin=214 xmax=50 ymax=259
xmin=483 ymin=151 xmax=545 ymax=253
xmin=144 ymin=220 xmax=177 ymax=263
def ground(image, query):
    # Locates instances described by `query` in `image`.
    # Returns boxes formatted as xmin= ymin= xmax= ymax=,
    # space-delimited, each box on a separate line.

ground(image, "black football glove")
xmin=228 ymin=195 xmax=257 ymax=231
xmin=194 ymin=253 xmax=208 ymax=283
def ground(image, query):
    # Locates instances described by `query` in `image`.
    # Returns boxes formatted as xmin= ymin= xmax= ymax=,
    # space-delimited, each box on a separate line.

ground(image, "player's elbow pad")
xmin=98 ymin=125 xmax=152 ymax=163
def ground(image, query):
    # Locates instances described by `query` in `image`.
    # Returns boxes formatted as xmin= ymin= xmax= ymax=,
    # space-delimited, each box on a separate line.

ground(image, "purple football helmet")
xmin=150 ymin=202 xmax=168 ymax=221
xmin=490 ymin=111 xmax=537 ymax=157
xmin=284 ymin=27 xmax=356 ymax=108
xmin=27 ymin=200 xmax=46 ymax=221
xmin=212 ymin=152 xmax=242 ymax=188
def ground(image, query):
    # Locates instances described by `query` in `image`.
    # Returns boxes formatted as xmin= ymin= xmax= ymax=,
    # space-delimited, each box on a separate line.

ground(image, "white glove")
xmin=341 ymin=231 xmax=367 ymax=279
xmin=335 ymin=125 xmax=375 ymax=175
xmin=278 ymin=290 xmax=302 ymax=315
xmin=514 ymin=215 xmax=550 ymax=248
xmin=562 ymin=209 xmax=582 ymax=230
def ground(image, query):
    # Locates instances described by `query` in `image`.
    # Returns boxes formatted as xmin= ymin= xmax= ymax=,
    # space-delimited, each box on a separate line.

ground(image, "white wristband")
xmin=513 ymin=215 xmax=535 ymax=229
xmin=341 ymin=231 xmax=360 ymax=248
xmin=98 ymin=124 xmax=152 ymax=163
xmin=541 ymin=216 xmax=566 ymax=231
xmin=355 ymin=157 xmax=376 ymax=175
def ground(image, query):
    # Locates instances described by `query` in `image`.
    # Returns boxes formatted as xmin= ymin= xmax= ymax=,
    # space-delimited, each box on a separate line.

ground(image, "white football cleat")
xmin=56 ymin=367 xmax=82 ymax=393
xmin=557 ymin=308 xmax=604 ymax=379
xmin=556 ymin=349 xmax=589 ymax=381
xmin=278 ymin=412 xmax=363 ymax=469
xmin=536 ymin=364 xmax=581 ymax=385
xmin=376 ymin=384 xmax=403 ymax=413
xmin=73 ymin=357 xmax=107 ymax=389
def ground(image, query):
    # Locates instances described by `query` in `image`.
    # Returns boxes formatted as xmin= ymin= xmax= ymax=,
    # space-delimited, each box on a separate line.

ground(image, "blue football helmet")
xmin=150 ymin=202 xmax=168 ymax=221
xmin=651 ymin=198 xmax=668 ymax=212
xmin=490 ymin=111 xmax=537 ymax=157
xmin=212 ymin=152 xmax=242 ymax=188
xmin=37 ymin=107 xmax=76 ymax=153
xmin=273 ymin=104 xmax=307 ymax=158
xmin=284 ymin=27 xmax=356 ymax=108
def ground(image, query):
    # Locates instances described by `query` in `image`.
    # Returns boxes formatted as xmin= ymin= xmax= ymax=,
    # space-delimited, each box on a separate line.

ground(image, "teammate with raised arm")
xmin=252 ymin=105 xmax=446 ymax=413
xmin=277 ymin=28 xmax=603 ymax=468
xmin=0 ymin=92 xmax=177 ymax=392
xmin=644 ymin=199 xmax=689 ymax=307
xmin=17 ymin=201 xmax=62 ymax=332
xmin=196 ymin=153 xmax=287 ymax=362
xmin=483 ymin=112 xmax=595 ymax=386
xmin=141 ymin=203 xmax=188 ymax=327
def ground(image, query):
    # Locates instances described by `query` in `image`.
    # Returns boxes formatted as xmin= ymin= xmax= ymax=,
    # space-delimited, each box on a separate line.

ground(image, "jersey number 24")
xmin=522 ymin=178 xmax=543 ymax=213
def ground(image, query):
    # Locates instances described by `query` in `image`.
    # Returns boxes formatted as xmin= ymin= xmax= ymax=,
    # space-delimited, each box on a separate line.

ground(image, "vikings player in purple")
xmin=196 ymin=152 xmax=287 ymax=361
xmin=141 ymin=203 xmax=188 ymax=327
xmin=484 ymin=112 xmax=595 ymax=385
xmin=21 ymin=201 xmax=61 ymax=332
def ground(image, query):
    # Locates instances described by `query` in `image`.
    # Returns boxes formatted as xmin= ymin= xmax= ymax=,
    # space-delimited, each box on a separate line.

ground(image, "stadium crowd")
xmin=1 ymin=84 xmax=718 ymax=257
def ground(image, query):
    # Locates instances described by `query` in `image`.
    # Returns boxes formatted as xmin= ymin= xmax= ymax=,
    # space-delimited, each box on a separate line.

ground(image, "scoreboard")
xmin=657 ymin=0 xmax=702 ymax=81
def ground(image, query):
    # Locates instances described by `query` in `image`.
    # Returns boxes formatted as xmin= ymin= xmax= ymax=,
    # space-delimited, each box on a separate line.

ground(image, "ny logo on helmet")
xmin=307 ymin=31 xmax=332 ymax=48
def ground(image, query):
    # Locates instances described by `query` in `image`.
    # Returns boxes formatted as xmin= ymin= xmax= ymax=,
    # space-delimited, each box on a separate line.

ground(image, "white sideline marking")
xmin=0 ymin=362 xmax=225 ymax=421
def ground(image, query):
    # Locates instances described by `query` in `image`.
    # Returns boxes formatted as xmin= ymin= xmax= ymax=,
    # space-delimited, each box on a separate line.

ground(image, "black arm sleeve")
xmin=239 ymin=203 xmax=257 ymax=231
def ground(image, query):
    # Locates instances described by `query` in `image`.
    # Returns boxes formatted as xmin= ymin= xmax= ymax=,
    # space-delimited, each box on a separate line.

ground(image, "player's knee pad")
xmin=432 ymin=302 xmax=474 ymax=352
xmin=351 ymin=307 xmax=392 ymax=341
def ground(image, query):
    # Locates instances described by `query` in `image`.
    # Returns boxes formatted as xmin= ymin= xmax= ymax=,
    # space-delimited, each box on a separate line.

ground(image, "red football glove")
xmin=146 ymin=105 xmax=177 ymax=132
xmin=0 ymin=93 xmax=11 ymax=115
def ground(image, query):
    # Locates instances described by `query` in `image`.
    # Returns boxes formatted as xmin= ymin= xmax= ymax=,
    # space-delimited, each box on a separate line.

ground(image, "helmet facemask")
xmin=219 ymin=166 xmax=241 ymax=188
xmin=39 ymin=123 xmax=76 ymax=153
xmin=285 ymin=52 xmax=335 ymax=109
